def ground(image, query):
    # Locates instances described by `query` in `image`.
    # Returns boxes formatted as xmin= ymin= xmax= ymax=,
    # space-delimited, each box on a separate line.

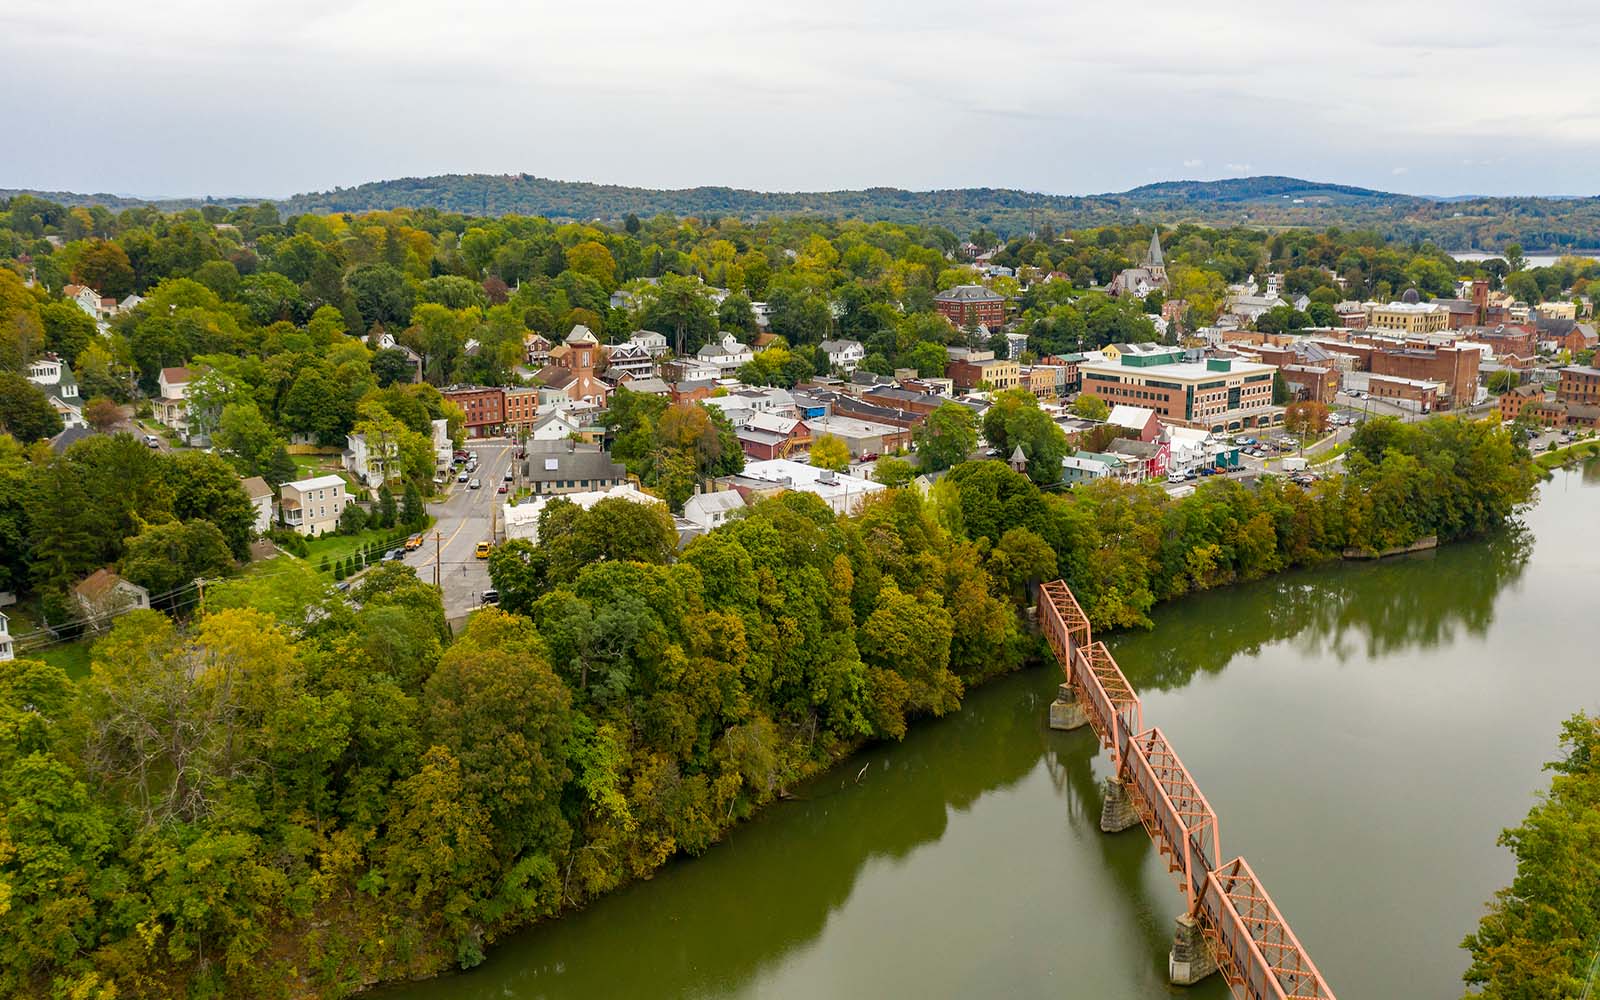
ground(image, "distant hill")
xmin=7 ymin=174 xmax=1600 ymax=250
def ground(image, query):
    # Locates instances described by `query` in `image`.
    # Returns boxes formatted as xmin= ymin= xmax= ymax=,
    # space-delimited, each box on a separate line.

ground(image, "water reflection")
xmin=1118 ymin=526 xmax=1532 ymax=691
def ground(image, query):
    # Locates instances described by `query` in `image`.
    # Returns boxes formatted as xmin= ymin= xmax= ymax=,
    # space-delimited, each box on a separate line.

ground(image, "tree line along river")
xmin=377 ymin=462 xmax=1600 ymax=1000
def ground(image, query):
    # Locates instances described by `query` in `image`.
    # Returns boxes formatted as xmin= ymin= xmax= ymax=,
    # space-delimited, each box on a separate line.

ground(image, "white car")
xmin=468 ymin=477 xmax=481 ymax=490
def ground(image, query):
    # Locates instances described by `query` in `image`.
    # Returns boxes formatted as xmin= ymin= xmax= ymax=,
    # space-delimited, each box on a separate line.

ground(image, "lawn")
xmin=303 ymin=520 xmax=432 ymax=574
xmin=37 ymin=640 xmax=95 ymax=680
xmin=1535 ymin=439 xmax=1600 ymax=470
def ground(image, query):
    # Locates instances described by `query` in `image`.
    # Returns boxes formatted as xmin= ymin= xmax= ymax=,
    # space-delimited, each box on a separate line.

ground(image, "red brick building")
xmin=1558 ymin=365 xmax=1600 ymax=406
xmin=934 ymin=285 xmax=1006 ymax=329
xmin=1369 ymin=375 xmax=1441 ymax=413
xmin=441 ymin=385 xmax=505 ymax=438
xmin=1498 ymin=383 xmax=1544 ymax=423
xmin=1369 ymin=346 xmax=1480 ymax=409
xmin=1279 ymin=364 xmax=1340 ymax=405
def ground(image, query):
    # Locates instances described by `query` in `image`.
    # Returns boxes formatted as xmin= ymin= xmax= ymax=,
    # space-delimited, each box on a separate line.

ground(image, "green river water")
xmin=380 ymin=463 xmax=1600 ymax=1000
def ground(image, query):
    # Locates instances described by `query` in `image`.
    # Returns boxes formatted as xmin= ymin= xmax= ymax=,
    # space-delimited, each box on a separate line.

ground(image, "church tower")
xmin=1145 ymin=230 xmax=1166 ymax=282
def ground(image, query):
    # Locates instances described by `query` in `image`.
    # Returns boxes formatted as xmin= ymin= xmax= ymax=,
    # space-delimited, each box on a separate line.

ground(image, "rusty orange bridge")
xmin=1039 ymin=580 xmax=1336 ymax=999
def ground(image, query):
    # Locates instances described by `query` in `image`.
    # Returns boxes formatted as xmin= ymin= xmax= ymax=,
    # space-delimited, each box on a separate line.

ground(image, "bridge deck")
xmin=1040 ymin=581 xmax=1335 ymax=1000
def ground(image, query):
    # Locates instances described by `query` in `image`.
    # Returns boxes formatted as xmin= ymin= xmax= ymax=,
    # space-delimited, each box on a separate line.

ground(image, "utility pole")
xmin=195 ymin=577 xmax=206 ymax=615
xmin=433 ymin=531 xmax=442 ymax=588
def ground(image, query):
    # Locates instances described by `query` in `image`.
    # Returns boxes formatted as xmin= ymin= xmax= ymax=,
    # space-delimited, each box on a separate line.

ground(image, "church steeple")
xmin=1146 ymin=230 xmax=1165 ymax=270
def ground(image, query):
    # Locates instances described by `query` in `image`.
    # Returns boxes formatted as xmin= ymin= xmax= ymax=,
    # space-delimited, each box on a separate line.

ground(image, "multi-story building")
xmin=502 ymin=386 xmax=541 ymax=435
xmin=1369 ymin=299 xmax=1450 ymax=334
xmin=934 ymin=285 xmax=1006 ymax=330
xmin=277 ymin=475 xmax=348 ymax=536
xmin=1279 ymin=364 xmax=1341 ymax=405
xmin=1368 ymin=345 xmax=1481 ymax=409
xmin=441 ymin=384 xmax=505 ymax=438
xmin=1079 ymin=352 xmax=1280 ymax=432
xmin=1368 ymin=375 xmax=1443 ymax=413
xmin=947 ymin=351 xmax=1021 ymax=391
xmin=1498 ymin=383 xmax=1545 ymax=423
xmin=1558 ymin=365 xmax=1600 ymax=406
xmin=155 ymin=366 xmax=192 ymax=435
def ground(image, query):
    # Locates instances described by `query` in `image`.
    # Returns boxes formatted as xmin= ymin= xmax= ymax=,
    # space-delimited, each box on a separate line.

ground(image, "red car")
xmin=497 ymin=483 xmax=509 ymax=494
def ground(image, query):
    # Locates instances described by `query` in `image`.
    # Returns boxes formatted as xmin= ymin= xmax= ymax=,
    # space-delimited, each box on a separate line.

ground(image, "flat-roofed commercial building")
xmin=1369 ymin=301 xmax=1450 ymax=334
xmin=1080 ymin=352 xmax=1281 ymax=432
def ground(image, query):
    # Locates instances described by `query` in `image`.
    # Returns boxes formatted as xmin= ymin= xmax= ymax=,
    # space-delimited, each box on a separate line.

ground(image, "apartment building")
xmin=277 ymin=475 xmax=348 ymax=536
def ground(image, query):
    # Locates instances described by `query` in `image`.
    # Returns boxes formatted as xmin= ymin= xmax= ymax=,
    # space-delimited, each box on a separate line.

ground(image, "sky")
xmin=5 ymin=0 xmax=1599 ymax=200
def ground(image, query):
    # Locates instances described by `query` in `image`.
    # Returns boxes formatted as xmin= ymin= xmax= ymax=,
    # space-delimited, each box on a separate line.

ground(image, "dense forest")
xmin=0 ymin=412 xmax=1538 ymax=999
xmin=7 ymin=174 xmax=1600 ymax=248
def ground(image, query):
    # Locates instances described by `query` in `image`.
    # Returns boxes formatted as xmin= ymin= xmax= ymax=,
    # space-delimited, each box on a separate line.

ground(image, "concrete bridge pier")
xmin=1168 ymin=913 xmax=1219 ymax=986
xmin=1099 ymin=777 xmax=1140 ymax=833
xmin=1048 ymin=683 xmax=1088 ymax=730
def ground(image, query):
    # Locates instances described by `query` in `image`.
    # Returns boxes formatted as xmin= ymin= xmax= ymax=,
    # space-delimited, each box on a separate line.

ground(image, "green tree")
xmin=982 ymin=389 xmax=1069 ymax=484
xmin=914 ymin=401 xmax=978 ymax=472
xmin=120 ymin=519 xmax=236 ymax=597
xmin=873 ymin=455 xmax=916 ymax=487
xmin=0 ymin=372 xmax=63 ymax=443
xmin=810 ymin=434 xmax=851 ymax=472
xmin=1069 ymin=394 xmax=1110 ymax=421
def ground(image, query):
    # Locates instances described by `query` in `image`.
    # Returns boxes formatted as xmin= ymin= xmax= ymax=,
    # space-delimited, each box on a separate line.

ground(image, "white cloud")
xmin=1392 ymin=166 xmax=1409 ymax=175
xmin=1 ymin=0 xmax=1597 ymax=197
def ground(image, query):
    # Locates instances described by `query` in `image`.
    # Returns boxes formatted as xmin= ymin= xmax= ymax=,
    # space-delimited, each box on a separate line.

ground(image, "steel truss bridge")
xmin=1039 ymin=580 xmax=1336 ymax=1000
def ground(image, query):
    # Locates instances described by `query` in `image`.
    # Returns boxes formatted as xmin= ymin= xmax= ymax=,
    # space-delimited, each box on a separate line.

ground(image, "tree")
xmin=376 ymin=484 xmax=397 ymax=528
xmin=74 ymin=240 xmax=135 ymax=298
xmin=1069 ymin=394 xmax=1110 ymax=421
xmin=904 ymin=340 xmax=948 ymax=378
xmin=914 ymin=401 xmax=978 ymax=472
xmin=263 ymin=444 xmax=297 ymax=488
xmin=810 ymin=434 xmax=850 ymax=472
xmin=874 ymin=455 xmax=916 ymax=487
xmin=1463 ymin=712 xmax=1600 ymax=998
xmin=345 ymin=263 xmax=414 ymax=329
xmin=1256 ymin=305 xmax=1309 ymax=334
xmin=372 ymin=347 xmax=418 ymax=387
xmin=402 ymin=482 xmax=425 ymax=528
xmin=1503 ymin=243 xmax=1526 ymax=273
xmin=1284 ymin=401 xmax=1331 ymax=442
xmin=215 ymin=402 xmax=280 ymax=475
xmin=39 ymin=301 xmax=96 ymax=366
xmin=1487 ymin=370 xmax=1521 ymax=395
xmin=166 ymin=451 xmax=257 ymax=559
xmin=82 ymin=396 xmax=122 ymax=433
xmin=0 ymin=372 xmax=64 ymax=443
xmin=981 ymin=389 xmax=1069 ymax=484
xmin=119 ymin=520 xmax=235 ymax=597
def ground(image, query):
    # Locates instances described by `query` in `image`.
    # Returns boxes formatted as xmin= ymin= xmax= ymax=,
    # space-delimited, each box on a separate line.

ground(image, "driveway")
xmin=403 ymin=440 xmax=515 ymax=617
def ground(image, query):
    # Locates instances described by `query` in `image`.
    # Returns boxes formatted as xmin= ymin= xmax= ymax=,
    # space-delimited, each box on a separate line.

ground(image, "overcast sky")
xmin=4 ymin=0 xmax=1597 ymax=199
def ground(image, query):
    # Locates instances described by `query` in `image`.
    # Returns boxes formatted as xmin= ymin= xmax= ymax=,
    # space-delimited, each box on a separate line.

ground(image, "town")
xmin=4 ymin=223 xmax=1593 ymax=640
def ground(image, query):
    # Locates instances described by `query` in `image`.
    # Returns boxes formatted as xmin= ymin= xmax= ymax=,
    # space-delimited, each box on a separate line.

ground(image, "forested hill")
xmin=6 ymin=173 xmax=1600 ymax=248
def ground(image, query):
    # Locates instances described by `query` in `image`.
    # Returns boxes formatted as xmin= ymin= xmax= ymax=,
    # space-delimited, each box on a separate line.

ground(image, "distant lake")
xmin=1449 ymin=250 xmax=1600 ymax=267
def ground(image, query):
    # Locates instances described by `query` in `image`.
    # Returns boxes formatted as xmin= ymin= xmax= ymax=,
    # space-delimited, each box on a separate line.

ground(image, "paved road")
xmin=403 ymin=441 xmax=515 ymax=618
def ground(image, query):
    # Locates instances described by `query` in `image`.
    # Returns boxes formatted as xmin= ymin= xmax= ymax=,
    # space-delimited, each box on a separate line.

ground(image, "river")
xmin=379 ymin=463 xmax=1600 ymax=1000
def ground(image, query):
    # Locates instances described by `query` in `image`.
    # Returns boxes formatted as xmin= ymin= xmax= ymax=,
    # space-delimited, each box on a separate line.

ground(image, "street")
xmin=403 ymin=440 xmax=515 ymax=618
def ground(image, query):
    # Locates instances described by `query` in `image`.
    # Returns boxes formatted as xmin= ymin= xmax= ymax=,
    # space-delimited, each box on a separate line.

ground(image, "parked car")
xmin=144 ymin=434 xmax=161 ymax=448
xmin=496 ymin=483 xmax=508 ymax=494
xmin=481 ymin=588 xmax=500 ymax=605
xmin=404 ymin=533 xmax=424 ymax=550
xmin=457 ymin=471 xmax=469 ymax=483
xmin=503 ymin=470 xmax=513 ymax=481
xmin=387 ymin=549 xmax=406 ymax=562
xmin=453 ymin=450 xmax=469 ymax=461
xmin=475 ymin=540 xmax=492 ymax=559
xmin=468 ymin=477 xmax=481 ymax=489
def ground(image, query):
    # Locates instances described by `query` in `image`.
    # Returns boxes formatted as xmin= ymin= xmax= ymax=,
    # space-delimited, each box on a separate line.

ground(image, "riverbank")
xmin=377 ymin=467 xmax=1591 ymax=1000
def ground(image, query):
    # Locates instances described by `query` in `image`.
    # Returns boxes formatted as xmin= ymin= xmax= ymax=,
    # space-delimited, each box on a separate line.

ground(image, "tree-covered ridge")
xmin=8 ymin=173 xmax=1597 ymax=248
xmin=0 ymin=412 xmax=1536 ymax=999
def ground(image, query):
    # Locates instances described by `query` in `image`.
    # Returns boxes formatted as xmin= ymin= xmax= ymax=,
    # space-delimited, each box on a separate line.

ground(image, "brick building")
xmin=503 ymin=386 xmax=541 ymax=434
xmin=934 ymin=285 xmax=1005 ymax=330
xmin=1368 ymin=346 xmax=1480 ymax=409
xmin=1558 ymin=365 xmax=1600 ymax=406
xmin=441 ymin=385 xmax=505 ymax=438
xmin=1079 ymin=354 xmax=1280 ymax=432
xmin=1368 ymin=375 xmax=1442 ymax=413
xmin=1279 ymin=364 xmax=1341 ymax=405
xmin=947 ymin=352 xmax=1021 ymax=391
xmin=1499 ymin=383 xmax=1544 ymax=422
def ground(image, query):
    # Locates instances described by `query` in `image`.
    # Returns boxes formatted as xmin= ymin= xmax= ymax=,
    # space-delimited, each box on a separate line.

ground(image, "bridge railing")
xmin=1036 ymin=580 xmax=1335 ymax=1000
xmin=1125 ymin=726 xmax=1221 ymax=912
xmin=1202 ymin=857 xmax=1335 ymax=1000
xmin=1083 ymin=641 xmax=1143 ymax=770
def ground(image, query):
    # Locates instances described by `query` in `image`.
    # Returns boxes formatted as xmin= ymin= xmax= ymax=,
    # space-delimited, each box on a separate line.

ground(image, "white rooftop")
xmin=286 ymin=474 xmax=346 ymax=491
xmin=1106 ymin=405 xmax=1156 ymax=430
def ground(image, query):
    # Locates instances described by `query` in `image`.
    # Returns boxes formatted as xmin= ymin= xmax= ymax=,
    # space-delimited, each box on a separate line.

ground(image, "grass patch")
xmin=36 ymin=640 xmax=95 ymax=681
xmin=1535 ymin=440 xmax=1600 ymax=470
xmin=303 ymin=520 xmax=431 ymax=574
xmin=1311 ymin=442 xmax=1350 ymax=466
